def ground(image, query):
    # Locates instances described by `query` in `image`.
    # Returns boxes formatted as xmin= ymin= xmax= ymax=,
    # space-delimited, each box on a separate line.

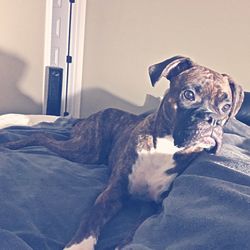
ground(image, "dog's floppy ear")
xmin=222 ymin=74 xmax=244 ymax=118
xmin=148 ymin=56 xmax=194 ymax=87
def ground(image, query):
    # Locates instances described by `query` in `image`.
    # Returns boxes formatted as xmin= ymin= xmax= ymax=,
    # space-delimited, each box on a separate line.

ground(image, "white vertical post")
xmin=67 ymin=0 xmax=87 ymax=117
xmin=42 ymin=0 xmax=53 ymax=114
xmin=43 ymin=0 xmax=87 ymax=117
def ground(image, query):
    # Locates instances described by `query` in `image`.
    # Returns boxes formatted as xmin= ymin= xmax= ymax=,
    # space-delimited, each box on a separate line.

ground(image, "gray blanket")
xmin=0 ymin=118 xmax=249 ymax=250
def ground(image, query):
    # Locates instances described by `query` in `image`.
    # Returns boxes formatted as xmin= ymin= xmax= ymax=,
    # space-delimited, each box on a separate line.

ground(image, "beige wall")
xmin=81 ymin=0 xmax=250 ymax=117
xmin=0 ymin=0 xmax=46 ymax=114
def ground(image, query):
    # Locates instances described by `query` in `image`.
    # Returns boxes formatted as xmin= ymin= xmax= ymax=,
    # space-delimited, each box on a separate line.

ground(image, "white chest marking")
xmin=129 ymin=136 xmax=182 ymax=202
xmin=64 ymin=236 xmax=96 ymax=250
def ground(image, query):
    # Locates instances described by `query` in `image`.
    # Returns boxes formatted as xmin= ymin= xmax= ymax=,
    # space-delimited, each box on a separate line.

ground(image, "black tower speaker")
xmin=45 ymin=66 xmax=63 ymax=116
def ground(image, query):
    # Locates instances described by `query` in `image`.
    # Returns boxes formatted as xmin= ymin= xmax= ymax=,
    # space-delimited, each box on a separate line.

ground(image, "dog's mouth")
xmin=177 ymin=136 xmax=218 ymax=154
xmin=203 ymin=134 xmax=221 ymax=154
xmin=194 ymin=135 xmax=219 ymax=154
xmin=173 ymin=126 xmax=223 ymax=154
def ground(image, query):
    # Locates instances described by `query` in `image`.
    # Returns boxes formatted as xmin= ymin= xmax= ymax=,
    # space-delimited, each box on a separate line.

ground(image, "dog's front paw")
xmin=64 ymin=236 xmax=97 ymax=250
xmin=137 ymin=134 xmax=154 ymax=152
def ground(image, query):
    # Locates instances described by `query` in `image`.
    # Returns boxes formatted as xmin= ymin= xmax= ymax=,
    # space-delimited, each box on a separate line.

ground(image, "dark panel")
xmin=45 ymin=67 xmax=63 ymax=116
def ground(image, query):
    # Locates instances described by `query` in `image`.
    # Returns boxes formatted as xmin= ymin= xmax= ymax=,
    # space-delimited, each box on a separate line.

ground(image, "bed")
xmin=0 ymin=93 xmax=249 ymax=250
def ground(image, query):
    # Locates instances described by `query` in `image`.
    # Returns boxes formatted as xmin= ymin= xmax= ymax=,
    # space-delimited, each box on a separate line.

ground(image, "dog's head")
xmin=149 ymin=56 xmax=244 ymax=153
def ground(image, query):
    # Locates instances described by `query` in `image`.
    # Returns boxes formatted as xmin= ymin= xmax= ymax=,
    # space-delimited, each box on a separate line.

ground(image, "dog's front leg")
xmin=64 ymin=178 xmax=126 ymax=250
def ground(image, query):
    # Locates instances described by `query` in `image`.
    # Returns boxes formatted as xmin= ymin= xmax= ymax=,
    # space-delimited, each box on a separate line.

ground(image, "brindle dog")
xmin=2 ymin=56 xmax=244 ymax=249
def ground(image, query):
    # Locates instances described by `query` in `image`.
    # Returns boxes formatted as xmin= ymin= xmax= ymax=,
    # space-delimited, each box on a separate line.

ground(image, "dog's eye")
xmin=222 ymin=104 xmax=231 ymax=113
xmin=183 ymin=90 xmax=195 ymax=101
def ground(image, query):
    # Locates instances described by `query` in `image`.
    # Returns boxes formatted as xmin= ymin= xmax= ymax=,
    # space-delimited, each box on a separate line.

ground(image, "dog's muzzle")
xmin=173 ymin=110 xmax=224 ymax=153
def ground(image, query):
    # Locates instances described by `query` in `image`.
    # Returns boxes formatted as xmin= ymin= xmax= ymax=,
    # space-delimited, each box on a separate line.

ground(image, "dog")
xmin=2 ymin=56 xmax=244 ymax=249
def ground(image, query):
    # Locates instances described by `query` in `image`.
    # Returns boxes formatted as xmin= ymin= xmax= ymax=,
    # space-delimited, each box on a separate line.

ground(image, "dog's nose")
xmin=194 ymin=109 xmax=223 ymax=126
xmin=205 ymin=113 xmax=222 ymax=126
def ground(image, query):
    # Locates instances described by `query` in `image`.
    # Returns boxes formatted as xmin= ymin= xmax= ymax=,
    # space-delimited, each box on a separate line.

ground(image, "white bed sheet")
xmin=0 ymin=114 xmax=58 ymax=129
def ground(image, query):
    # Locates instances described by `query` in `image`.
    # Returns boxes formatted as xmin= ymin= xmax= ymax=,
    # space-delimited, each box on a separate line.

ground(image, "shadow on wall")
xmin=0 ymin=49 xmax=41 ymax=115
xmin=80 ymin=87 xmax=161 ymax=118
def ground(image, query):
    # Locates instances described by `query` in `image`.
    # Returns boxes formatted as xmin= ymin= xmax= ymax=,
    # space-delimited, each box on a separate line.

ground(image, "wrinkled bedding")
xmin=0 ymin=117 xmax=249 ymax=250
